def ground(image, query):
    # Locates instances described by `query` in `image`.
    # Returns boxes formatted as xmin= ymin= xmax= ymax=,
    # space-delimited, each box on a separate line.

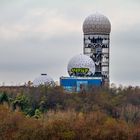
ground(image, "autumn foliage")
xmin=0 ymin=85 xmax=140 ymax=140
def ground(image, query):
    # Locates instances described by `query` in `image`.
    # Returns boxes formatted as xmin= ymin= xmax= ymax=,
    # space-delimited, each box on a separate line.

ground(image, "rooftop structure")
xmin=33 ymin=74 xmax=54 ymax=87
xmin=67 ymin=54 xmax=95 ymax=77
xmin=83 ymin=12 xmax=111 ymax=34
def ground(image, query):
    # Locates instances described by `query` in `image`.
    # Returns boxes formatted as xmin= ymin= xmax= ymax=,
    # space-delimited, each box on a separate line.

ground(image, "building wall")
xmin=83 ymin=34 xmax=110 ymax=84
xmin=60 ymin=77 xmax=102 ymax=92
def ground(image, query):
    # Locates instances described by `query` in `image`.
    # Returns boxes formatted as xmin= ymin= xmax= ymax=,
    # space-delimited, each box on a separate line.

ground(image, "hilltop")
xmin=0 ymin=85 xmax=140 ymax=140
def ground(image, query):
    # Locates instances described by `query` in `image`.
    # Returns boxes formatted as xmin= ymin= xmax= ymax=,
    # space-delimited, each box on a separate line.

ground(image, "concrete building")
xmin=60 ymin=12 xmax=111 ymax=92
xmin=83 ymin=13 xmax=111 ymax=85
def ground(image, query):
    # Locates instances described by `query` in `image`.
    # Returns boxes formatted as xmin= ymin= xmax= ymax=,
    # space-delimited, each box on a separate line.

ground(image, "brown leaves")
xmin=0 ymin=105 xmax=140 ymax=140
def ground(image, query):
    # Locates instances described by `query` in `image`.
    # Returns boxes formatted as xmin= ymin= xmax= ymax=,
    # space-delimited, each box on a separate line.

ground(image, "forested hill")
xmin=0 ymin=85 xmax=140 ymax=140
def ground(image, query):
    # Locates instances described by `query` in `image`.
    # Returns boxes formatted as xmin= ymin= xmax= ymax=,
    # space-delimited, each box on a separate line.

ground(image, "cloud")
xmin=0 ymin=0 xmax=140 ymax=86
xmin=110 ymin=24 xmax=140 ymax=86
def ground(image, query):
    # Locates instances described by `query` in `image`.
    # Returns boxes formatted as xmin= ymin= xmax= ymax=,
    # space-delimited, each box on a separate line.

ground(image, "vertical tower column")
xmin=82 ymin=13 xmax=111 ymax=85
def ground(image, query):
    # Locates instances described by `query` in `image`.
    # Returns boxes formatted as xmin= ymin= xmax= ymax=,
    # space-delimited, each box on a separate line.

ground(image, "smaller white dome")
xmin=68 ymin=54 xmax=95 ymax=77
xmin=83 ymin=13 xmax=111 ymax=34
xmin=33 ymin=74 xmax=54 ymax=87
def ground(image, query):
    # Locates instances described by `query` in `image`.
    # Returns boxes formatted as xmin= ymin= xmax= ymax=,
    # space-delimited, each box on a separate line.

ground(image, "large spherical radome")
xmin=83 ymin=13 xmax=111 ymax=34
xmin=33 ymin=74 xmax=54 ymax=87
xmin=67 ymin=54 xmax=95 ymax=77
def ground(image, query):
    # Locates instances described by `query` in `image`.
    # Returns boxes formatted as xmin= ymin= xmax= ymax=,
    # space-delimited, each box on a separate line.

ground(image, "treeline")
xmin=0 ymin=85 xmax=140 ymax=139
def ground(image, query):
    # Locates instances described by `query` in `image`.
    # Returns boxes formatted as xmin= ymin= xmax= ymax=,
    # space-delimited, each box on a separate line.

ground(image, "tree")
xmin=0 ymin=92 xmax=9 ymax=104
xmin=12 ymin=94 xmax=29 ymax=113
xmin=34 ymin=109 xmax=42 ymax=119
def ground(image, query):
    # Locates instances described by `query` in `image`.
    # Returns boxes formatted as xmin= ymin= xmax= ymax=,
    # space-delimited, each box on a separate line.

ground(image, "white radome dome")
xmin=68 ymin=54 xmax=95 ymax=77
xmin=33 ymin=74 xmax=54 ymax=87
xmin=83 ymin=13 xmax=111 ymax=34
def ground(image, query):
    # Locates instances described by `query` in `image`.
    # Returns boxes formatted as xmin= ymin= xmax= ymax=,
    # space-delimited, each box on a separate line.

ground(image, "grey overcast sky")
xmin=0 ymin=0 xmax=140 ymax=86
